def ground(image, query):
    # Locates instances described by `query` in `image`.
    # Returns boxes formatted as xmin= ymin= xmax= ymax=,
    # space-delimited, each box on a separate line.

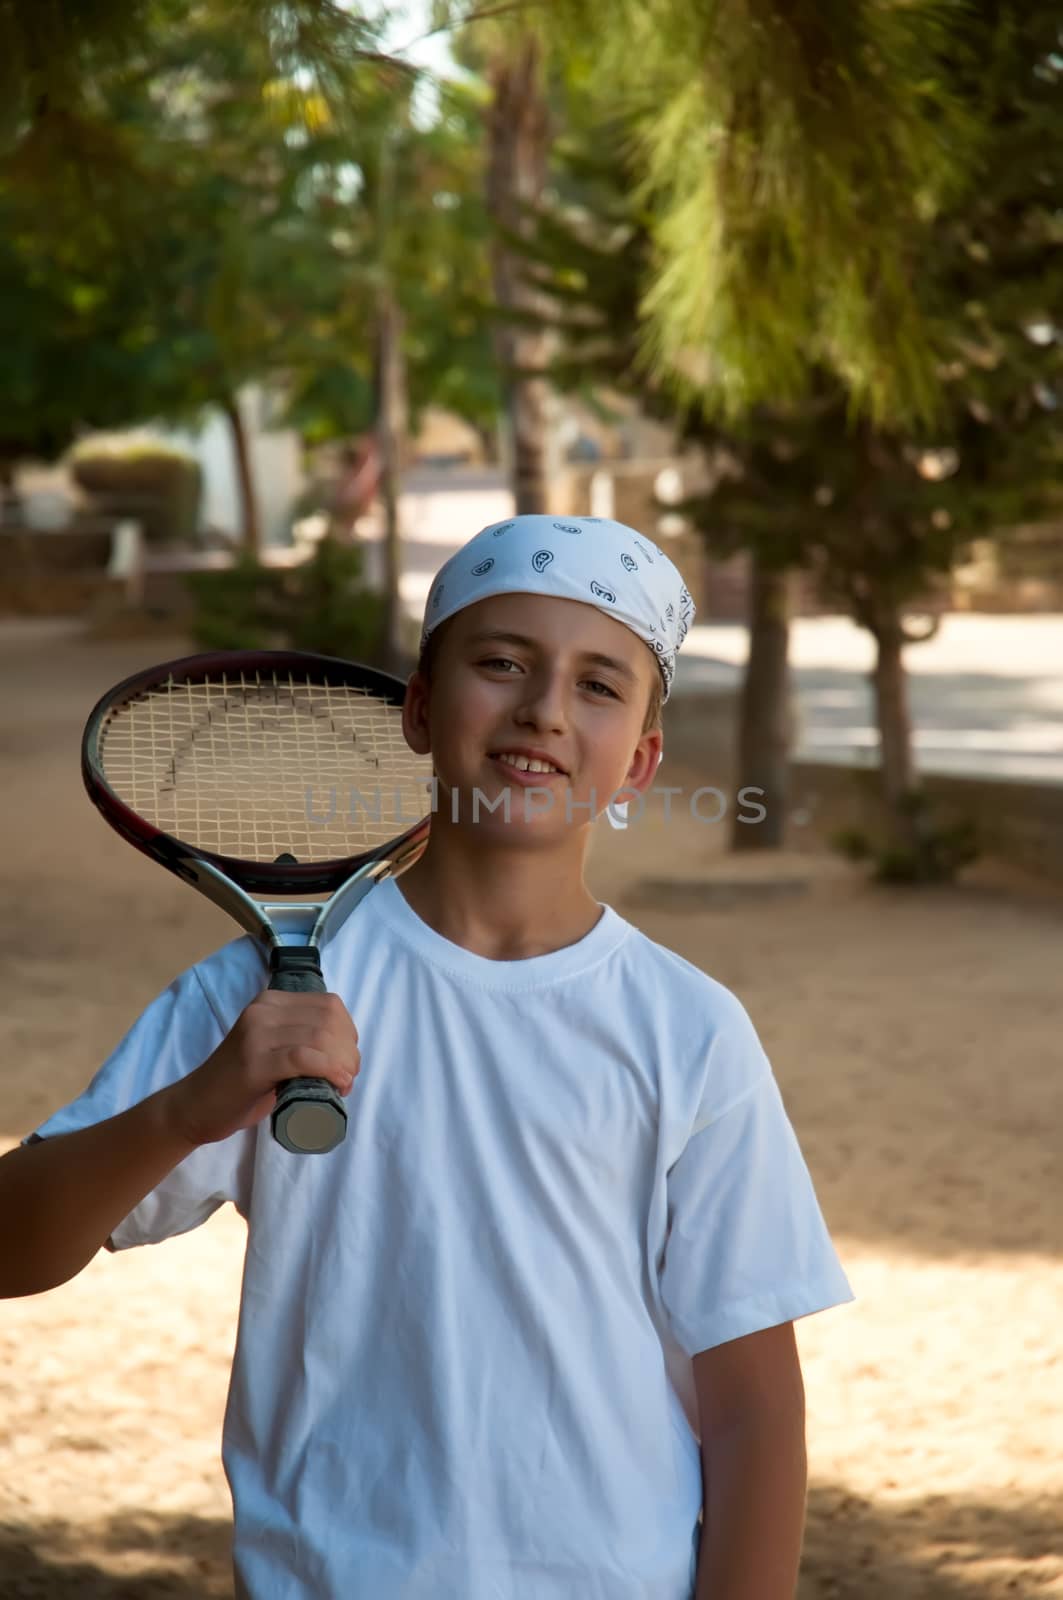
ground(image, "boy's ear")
xmin=402 ymin=669 xmax=432 ymax=756
xmin=622 ymin=728 xmax=664 ymax=796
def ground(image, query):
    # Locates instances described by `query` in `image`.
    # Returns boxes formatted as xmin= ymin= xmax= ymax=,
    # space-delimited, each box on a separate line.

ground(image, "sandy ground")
xmin=1 ymin=622 xmax=1061 ymax=1599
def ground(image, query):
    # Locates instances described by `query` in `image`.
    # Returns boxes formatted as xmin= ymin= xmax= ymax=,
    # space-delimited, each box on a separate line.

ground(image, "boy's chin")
xmin=431 ymin=774 xmax=608 ymax=832
xmin=454 ymin=800 xmax=595 ymax=838
xmin=465 ymin=820 xmax=591 ymax=851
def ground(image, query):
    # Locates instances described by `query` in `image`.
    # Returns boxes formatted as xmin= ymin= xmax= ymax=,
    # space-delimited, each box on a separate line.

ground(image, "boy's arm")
xmin=0 ymin=1083 xmax=200 ymax=1298
xmin=0 ymin=987 xmax=360 ymax=1300
xmin=693 ymin=1322 xmax=809 ymax=1600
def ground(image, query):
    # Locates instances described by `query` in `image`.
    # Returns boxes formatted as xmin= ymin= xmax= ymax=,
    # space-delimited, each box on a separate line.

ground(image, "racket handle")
xmin=268 ymin=947 xmax=348 ymax=1156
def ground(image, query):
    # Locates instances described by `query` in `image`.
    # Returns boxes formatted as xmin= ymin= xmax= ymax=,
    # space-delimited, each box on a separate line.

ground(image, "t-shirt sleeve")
xmin=19 ymin=938 xmax=265 ymax=1252
xmin=658 ymin=991 xmax=855 ymax=1356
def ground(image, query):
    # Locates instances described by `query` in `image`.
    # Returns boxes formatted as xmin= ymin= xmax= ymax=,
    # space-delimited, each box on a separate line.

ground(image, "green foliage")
xmin=490 ymin=125 xmax=658 ymax=412
xmin=0 ymin=17 xmax=357 ymax=467
xmin=0 ymin=2 xmax=386 ymax=162
xmin=284 ymin=365 xmax=376 ymax=450
xmin=69 ymin=439 xmax=202 ymax=544
xmin=467 ymin=0 xmax=976 ymax=429
xmin=0 ymin=0 xmax=152 ymax=152
xmin=185 ymin=537 xmax=385 ymax=660
xmin=0 ymin=190 xmax=167 ymax=467
xmin=0 ymin=7 xmax=502 ymax=479
xmin=516 ymin=7 xmax=1063 ymax=630
xmin=636 ymin=0 xmax=974 ymax=429
xmin=681 ymin=3 xmax=1063 ymax=627
xmin=280 ymin=75 xmax=501 ymax=446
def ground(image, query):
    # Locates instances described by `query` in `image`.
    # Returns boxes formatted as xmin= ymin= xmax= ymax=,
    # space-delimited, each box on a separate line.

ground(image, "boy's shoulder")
xmin=611 ymin=909 xmax=759 ymax=1038
xmin=179 ymin=931 xmax=270 ymax=1029
xmin=609 ymin=915 xmax=772 ymax=1119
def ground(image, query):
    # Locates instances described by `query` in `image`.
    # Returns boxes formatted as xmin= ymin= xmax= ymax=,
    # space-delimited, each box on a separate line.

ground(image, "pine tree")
xmin=685 ymin=3 xmax=1063 ymax=871
xmin=502 ymin=5 xmax=1063 ymax=875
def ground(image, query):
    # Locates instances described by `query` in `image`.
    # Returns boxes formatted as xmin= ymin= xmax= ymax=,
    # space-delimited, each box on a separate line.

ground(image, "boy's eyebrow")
xmin=464 ymin=629 xmax=638 ymax=684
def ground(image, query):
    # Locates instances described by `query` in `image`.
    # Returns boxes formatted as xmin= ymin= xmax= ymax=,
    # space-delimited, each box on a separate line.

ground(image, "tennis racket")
xmin=82 ymin=650 xmax=433 ymax=1156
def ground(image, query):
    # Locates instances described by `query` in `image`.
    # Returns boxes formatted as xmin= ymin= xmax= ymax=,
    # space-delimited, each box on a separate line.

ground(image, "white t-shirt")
xmin=25 ymin=878 xmax=855 ymax=1600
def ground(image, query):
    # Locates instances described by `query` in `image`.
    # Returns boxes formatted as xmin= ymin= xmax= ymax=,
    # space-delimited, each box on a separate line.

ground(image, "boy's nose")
xmin=515 ymin=677 xmax=568 ymax=731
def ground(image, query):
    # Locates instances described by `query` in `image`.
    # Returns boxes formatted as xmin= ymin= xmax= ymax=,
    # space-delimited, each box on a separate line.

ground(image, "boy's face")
xmin=404 ymin=592 xmax=663 ymax=841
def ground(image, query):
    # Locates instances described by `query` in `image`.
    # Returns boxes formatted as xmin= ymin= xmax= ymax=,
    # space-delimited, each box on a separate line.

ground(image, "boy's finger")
xmin=270 ymin=1045 xmax=357 ymax=1089
xmin=255 ymin=1025 xmax=359 ymax=1064
xmin=256 ymin=991 xmax=355 ymax=1029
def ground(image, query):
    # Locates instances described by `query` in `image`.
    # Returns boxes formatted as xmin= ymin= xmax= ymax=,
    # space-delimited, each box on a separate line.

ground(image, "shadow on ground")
xmin=2 ymin=1484 xmax=1059 ymax=1599
xmin=0 ymin=1511 xmax=233 ymax=1598
xmin=798 ymin=1480 xmax=1060 ymax=1597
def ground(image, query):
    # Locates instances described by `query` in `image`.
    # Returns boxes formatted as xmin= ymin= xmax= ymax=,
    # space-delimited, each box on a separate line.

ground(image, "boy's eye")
xmin=480 ymin=659 xmax=619 ymax=698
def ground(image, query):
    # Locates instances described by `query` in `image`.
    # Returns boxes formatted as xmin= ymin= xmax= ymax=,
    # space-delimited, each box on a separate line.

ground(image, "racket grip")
xmin=268 ymin=947 xmax=348 ymax=1156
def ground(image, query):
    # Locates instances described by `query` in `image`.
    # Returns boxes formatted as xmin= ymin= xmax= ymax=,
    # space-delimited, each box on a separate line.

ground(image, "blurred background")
xmin=0 ymin=3 xmax=1061 ymax=1597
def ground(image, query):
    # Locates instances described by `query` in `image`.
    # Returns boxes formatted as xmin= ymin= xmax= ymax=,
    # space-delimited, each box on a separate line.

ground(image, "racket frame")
xmin=81 ymin=648 xmax=427 ymax=897
xmin=81 ymin=649 xmax=432 ymax=1155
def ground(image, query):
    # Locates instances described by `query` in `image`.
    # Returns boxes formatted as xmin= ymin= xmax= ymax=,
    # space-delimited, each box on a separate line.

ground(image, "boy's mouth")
xmin=488 ymin=749 xmax=569 ymax=779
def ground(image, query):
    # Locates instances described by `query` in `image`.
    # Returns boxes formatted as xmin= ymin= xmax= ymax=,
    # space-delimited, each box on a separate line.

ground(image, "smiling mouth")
xmin=489 ymin=753 xmax=568 ymax=778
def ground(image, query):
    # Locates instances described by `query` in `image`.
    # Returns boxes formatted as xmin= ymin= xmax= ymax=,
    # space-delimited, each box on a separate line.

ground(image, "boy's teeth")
xmin=496 ymin=753 xmax=558 ymax=773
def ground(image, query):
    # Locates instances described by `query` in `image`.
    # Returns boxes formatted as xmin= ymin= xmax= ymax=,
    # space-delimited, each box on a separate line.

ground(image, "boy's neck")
xmin=394 ymin=835 xmax=602 ymax=962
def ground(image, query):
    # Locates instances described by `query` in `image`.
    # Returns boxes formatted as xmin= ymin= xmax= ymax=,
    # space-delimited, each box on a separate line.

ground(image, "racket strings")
xmin=99 ymin=671 xmax=432 ymax=862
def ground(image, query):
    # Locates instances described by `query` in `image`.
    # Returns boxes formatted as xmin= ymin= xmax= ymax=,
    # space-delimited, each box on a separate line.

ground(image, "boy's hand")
xmin=161 ymin=991 xmax=361 ymax=1148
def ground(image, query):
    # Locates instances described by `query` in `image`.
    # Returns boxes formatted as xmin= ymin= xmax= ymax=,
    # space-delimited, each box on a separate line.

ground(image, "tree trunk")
xmin=474 ymin=419 xmax=499 ymax=467
xmin=509 ymin=371 xmax=548 ymax=514
xmin=222 ymin=394 xmax=261 ymax=557
xmin=486 ymin=34 xmax=550 ymax=514
xmin=730 ymin=557 xmax=793 ymax=851
xmin=374 ymin=290 xmax=407 ymax=674
xmin=869 ymin=605 xmax=921 ymax=855
xmin=0 ymin=459 xmax=20 ymax=524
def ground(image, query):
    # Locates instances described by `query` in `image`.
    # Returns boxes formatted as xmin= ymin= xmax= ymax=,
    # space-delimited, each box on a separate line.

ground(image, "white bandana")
xmin=418 ymin=514 xmax=696 ymax=829
xmin=420 ymin=514 xmax=694 ymax=697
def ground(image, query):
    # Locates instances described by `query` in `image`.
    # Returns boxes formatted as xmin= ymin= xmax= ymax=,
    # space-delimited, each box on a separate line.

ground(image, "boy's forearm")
xmin=695 ymin=1408 xmax=808 ymax=1600
xmin=0 ymin=1083 xmax=196 ymax=1298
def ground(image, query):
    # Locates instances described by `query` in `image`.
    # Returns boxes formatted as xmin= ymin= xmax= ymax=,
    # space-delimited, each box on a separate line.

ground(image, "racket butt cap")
xmin=272 ymin=1082 xmax=348 ymax=1155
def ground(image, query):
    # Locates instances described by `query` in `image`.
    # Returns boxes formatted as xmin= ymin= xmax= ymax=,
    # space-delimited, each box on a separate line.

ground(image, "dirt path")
xmin=1 ymin=624 xmax=1060 ymax=1598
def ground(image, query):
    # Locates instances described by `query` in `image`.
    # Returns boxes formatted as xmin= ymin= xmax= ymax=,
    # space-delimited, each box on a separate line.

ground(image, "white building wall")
xmin=15 ymin=384 xmax=304 ymax=548
xmin=134 ymin=386 xmax=304 ymax=547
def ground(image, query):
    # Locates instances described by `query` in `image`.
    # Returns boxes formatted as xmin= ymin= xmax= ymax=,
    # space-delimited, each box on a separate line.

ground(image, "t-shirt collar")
xmin=370 ymin=875 xmax=629 ymax=990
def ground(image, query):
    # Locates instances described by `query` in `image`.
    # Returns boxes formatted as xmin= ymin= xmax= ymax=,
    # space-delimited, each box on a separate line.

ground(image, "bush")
xmin=829 ymin=826 xmax=873 ymax=862
xmin=829 ymin=789 xmax=981 ymax=885
xmin=184 ymin=536 xmax=386 ymax=662
xmin=69 ymin=440 xmax=202 ymax=545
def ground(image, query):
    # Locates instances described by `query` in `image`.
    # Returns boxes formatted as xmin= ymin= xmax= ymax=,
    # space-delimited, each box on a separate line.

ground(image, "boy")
xmin=1 ymin=513 xmax=854 ymax=1599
